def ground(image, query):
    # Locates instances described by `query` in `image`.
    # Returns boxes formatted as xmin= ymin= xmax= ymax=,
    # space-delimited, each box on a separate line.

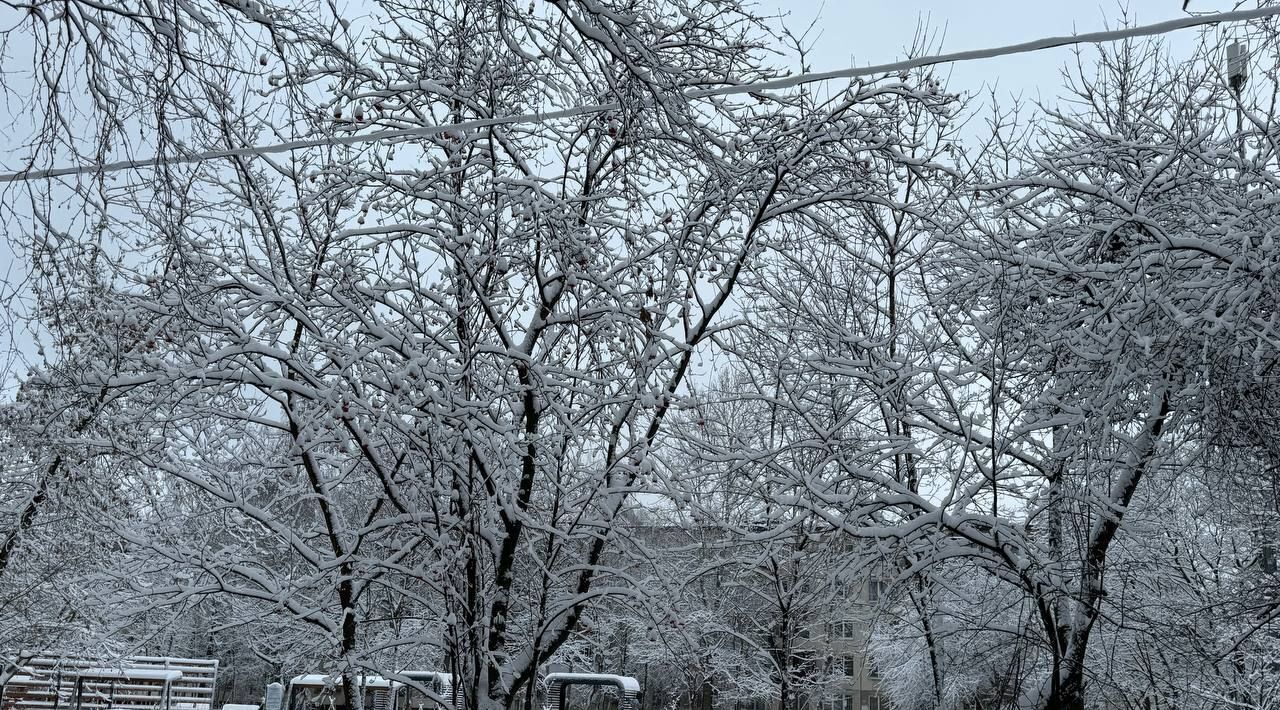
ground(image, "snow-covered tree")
xmin=3 ymin=2 xmax=954 ymax=709
xmin=869 ymin=36 xmax=1280 ymax=710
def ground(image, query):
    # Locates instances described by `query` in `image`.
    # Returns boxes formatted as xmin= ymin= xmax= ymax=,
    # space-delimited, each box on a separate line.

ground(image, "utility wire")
xmin=2 ymin=5 xmax=1276 ymax=184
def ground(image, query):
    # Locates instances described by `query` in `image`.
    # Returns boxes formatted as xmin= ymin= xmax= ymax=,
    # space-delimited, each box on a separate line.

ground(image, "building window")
xmin=830 ymin=620 xmax=859 ymax=639
xmin=867 ymin=664 xmax=880 ymax=680
xmin=843 ymin=657 xmax=857 ymax=676
xmin=867 ymin=579 xmax=887 ymax=602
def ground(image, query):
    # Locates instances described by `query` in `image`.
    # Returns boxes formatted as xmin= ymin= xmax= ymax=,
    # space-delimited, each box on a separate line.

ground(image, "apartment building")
xmin=618 ymin=521 xmax=888 ymax=710
xmin=799 ymin=576 xmax=887 ymax=710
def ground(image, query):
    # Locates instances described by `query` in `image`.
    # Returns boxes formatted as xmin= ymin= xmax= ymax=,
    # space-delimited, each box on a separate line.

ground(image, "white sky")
xmin=0 ymin=0 xmax=1256 ymax=392
xmin=757 ymin=0 xmax=1244 ymax=103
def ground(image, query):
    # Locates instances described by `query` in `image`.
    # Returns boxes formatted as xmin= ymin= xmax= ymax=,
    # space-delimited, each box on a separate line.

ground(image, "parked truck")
xmin=282 ymin=672 xmax=455 ymax=710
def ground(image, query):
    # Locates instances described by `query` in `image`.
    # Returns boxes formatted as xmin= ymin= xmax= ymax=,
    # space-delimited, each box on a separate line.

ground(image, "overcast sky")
xmin=756 ymin=0 xmax=1247 ymax=104
xmin=0 ymin=0 xmax=1257 ymax=391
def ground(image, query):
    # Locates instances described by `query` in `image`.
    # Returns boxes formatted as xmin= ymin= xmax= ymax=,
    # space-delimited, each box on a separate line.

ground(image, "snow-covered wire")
xmin=2 ymin=5 xmax=1277 ymax=184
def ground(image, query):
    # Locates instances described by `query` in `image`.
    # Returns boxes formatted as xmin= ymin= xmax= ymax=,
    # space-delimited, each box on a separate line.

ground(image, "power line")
xmin=2 ymin=5 xmax=1276 ymax=184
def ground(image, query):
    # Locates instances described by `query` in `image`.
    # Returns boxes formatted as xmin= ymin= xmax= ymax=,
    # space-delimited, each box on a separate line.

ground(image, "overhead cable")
xmin=1 ymin=6 xmax=1276 ymax=184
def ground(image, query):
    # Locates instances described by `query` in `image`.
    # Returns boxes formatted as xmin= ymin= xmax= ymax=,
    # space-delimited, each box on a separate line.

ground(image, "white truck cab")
xmin=541 ymin=673 xmax=642 ymax=710
xmin=284 ymin=672 xmax=454 ymax=710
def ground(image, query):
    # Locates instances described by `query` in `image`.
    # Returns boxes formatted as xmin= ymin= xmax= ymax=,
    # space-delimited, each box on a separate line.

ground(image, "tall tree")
xmin=5 ymin=3 xmax=952 ymax=710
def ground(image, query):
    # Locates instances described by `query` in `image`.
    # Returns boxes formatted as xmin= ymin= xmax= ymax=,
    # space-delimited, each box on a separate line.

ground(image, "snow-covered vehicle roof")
xmin=289 ymin=675 xmax=394 ymax=688
xmin=393 ymin=672 xmax=451 ymax=682
xmin=542 ymin=673 xmax=641 ymax=694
